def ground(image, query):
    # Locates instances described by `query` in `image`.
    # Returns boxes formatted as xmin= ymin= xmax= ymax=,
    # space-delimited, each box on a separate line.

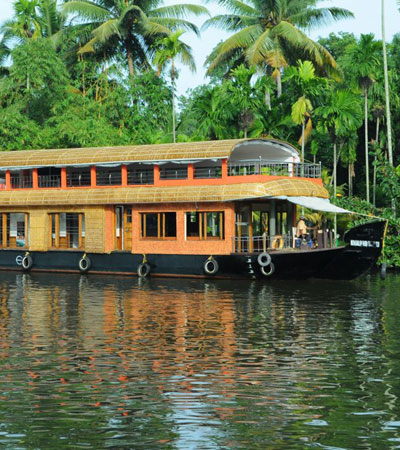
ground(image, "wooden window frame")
xmin=49 ymin=212 xmax=85 ymax=250
xmin=140 ymin=212 xmax=177 ymax=240
xmin=185 ymin=211 xmax=225 ymax=241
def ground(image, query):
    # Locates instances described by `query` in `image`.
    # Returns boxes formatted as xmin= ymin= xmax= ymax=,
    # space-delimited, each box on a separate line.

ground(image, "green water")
xmin=0 ymin=272 xmax=399 ymax=449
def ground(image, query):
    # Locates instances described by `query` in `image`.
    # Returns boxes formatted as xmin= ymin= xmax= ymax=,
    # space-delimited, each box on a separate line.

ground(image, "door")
xmin=115 ymin=206 xmax=123 ymax=250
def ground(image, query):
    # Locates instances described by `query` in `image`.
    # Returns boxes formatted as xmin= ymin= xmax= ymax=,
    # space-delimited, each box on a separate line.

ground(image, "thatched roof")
xmin=0 ymin=179 xmax=328 ymax=207
xmin=0 ymin=138 xmax=300 ymax=169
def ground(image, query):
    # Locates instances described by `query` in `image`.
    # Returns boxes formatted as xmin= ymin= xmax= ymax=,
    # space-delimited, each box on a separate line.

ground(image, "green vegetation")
xmin=0 ymin=0 xmax=399 ymax=266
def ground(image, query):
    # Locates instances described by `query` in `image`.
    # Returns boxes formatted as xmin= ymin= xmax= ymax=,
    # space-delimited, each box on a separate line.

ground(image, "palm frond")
xmin=291 ymin=7 xmax=354 ymax=30
xmin=151 ymin=17 xmax=200 ymax=36
xmin=62 ymin=1 xmax=111 ymax=22
xmin=92 ymin=18 xmax=120 ymax=43
xmin=151 ymin=4 xmax=209 ymax=18
xmin=207 ymin=24 xmax=262 ymax=73
xmin=246 ymin=29 xmax=274 ymax=65
xmin=203 ymin=14 xmax=257 ymax=31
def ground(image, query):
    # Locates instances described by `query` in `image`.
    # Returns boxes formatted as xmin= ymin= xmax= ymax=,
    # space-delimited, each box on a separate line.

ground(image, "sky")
xmin=1 ymin=0 xmax=400 ymax=96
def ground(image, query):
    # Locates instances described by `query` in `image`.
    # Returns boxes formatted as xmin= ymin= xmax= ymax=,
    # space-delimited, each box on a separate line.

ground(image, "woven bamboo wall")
xmin=0 ymin=206 xmax=105 ymax=253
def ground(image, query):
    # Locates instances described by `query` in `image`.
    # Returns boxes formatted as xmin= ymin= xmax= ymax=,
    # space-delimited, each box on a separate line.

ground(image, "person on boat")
xmin=296 ymin=215 xmax=316 ymax=249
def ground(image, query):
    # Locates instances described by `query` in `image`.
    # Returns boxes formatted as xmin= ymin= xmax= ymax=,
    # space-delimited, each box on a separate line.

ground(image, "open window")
xmin=185 ymin=212 xmax=224 ymax=240
xmin=49 ymin=213 xmax=85 ymax=249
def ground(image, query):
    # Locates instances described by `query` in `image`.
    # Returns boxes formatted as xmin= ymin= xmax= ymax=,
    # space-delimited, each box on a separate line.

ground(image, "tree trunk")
xmin=301 ymin=119 xmax=305 ymax=177
xmin=333 ymin=141 xmax=337 ymax=242
xmin=171 ymin=59 xmax=176 ymax=144
xmin=276 ymin=71 xmax=282 ymax=98
xmin=364 ymin=87 xmax=370 ymax=203
xmin=382 ymin=0 xmax=393 ymax=166
xmin=348 ymin=164 xmax=352 ymax=197
xmin=382 ymin=0 xmax=395 ymax=215
xmin=265 ymin=88 xmax=271 ymax=110
xmin=373 ymin=117 xmax=380 ymax=206
xmin=126 ymin=46 xmax=134 ymax=78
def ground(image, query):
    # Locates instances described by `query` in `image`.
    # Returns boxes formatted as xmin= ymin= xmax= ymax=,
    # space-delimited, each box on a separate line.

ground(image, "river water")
xmin=0 ymin=272 xmax=400 ymax=449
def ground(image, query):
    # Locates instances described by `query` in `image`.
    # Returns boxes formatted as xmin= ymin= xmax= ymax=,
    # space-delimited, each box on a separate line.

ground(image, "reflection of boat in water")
xmin=0 ymin=138 xmax=385 ymax=280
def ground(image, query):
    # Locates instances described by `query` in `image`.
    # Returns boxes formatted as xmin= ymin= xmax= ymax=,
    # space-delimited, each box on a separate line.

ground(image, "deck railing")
xmin=233 ymin=234 xmax=291 ymax=253
xmin=11 ymin=175 xmax=33 ymax=189
xmin=194 ymin=167 xmax=222 ymax=179
xmin=160 ymin=168 xmax=188 ymax=180
xmin=38 ymin=175 xmax=61 ymax=188
xmin=128 ymin=170 xmax=154 ymax=185
xmin=67 ymin=172 xmax=91 ymax=187
xmin=228 ymin=160 xmax=321 ymax=178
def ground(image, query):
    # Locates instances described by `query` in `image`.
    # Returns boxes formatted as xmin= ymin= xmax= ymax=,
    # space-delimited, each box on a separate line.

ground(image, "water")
xmin=0 ymin=272 xmax=399 ymax=449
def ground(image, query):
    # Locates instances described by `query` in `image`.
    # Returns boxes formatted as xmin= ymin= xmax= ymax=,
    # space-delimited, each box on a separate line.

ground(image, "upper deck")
xmin=0 ymin=139 xmax=324 ymax=204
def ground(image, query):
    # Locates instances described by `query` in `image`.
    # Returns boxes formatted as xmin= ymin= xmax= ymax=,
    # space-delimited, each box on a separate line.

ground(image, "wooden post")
xmin=219 ymin=212 xmax=224 ymax=240
xmin=24 ymin=213 xmax=29 ymax=248
xmin=154 ymin=165 xmax=160 ymax=185
xmin=78 ymin=214 xmax=83 ymax=248
xmin=48 ymin=215 xmax=52 ymax=248
xmin=2 ymin=214 xmax=7 ymax=247
xmin=121 ymin=165 xmax=128 ymax=187
xmin=204 ymin=212 xmax=207 ymax=240
xmin=55 ymin=214 xmax=60 ymax=248
xmin=90 ymin=166 xmax=96 ymax=187
xmin=199 ymin=212 xmax=203 ymax=239
xmin=221 ymin=159 xmax=228 ymax=179
xmin=249 ymin=210 xmax=253 ymax=253
xmin=32 ymin=169 xmax=39 ymax=189
xmin=61 ymin=167 xmax=67 ymax=188
xmin=5 ymin=171 xmax=11 ymax=190
xmin=188 ymin=163 xmax=194 ymax=180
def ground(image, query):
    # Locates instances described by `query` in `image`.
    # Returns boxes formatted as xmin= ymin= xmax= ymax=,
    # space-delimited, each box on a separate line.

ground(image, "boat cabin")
xmin=0 ymin=138 xmax=332 ymax=256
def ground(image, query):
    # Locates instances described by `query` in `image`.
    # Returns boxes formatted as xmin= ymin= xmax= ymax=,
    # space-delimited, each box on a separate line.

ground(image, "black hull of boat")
xmin=0 ymin=221 xmax=386 ymax=281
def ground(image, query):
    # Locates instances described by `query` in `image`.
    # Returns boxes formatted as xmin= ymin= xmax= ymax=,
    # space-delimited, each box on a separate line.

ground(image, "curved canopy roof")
xmin=0 ymin=139 xmax=300 ymax=170
xmin=0 ymin=179 xmax=327 ymax=206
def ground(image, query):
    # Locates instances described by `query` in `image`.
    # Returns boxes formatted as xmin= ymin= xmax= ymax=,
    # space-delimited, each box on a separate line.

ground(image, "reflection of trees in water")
xmin=0 ymin=273 xmax=399 ymax=447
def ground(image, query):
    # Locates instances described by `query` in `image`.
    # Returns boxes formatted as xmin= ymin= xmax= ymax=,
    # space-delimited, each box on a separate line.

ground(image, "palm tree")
xmin=316 ymin=89 xmax=362 ymax=238
xmin=386 ymin=0 xmax=395 ymax=167
xmin=288 ymin=60 xmax=327 ymax=175
xmin=203 ymin=0 xmax=353 ymax=89
xmin=0 ymin=0 xmax=42 ymax=45
xmin=222 ymin=64 xmax=261 ymax=138
xmin=62 ymin=0 xmax=208 ymax=78
xmin=190 ymin=85 xmax=233 ymax=140
xmin=1 ymin=0 xmax=65 ymax=47
xmin=154 ymin=30 xmax=195 ymax=143
xmin=343 ymin=34 xmax=381 ymax=203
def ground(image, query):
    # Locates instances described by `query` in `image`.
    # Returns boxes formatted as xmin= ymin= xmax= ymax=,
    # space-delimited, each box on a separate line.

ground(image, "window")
xmin=185 ymin=212 xmax=224 ymax=240
xmin=67 ymin=168 xmax=91 ymax=186
xmin=127 ymin=164 xmax=154 ymax=185
xmin=49 ymin=213 xmax=85 ymax=249
xmin=0 ymin=213 xmax=29 ymax=248
xmin=96 ymin=167 xmax=122 ymax=185
xmin=11 ymin=170 xmax=33 ymax=189
xmin=140 ymin=212 xmax=176 ymax=239
xmin=38 ymin=167 xmax=61 ymax=188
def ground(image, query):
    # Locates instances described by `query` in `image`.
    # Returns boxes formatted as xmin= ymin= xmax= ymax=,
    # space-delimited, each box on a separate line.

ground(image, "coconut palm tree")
xmin=62 ymin=0 xmax=208 ymax=78
xmin=203 ymin=0 xmax=353 ymax=89
xmin=0 ymin=0 xmax=42 ymax=44
xmin=288 ymin=60 xmax=327 ymax=174
xmin=1 ymin=0 xmax=65 ymax=47
xmin=154 ymin=30 xmax=195 ymax=143
xmin=343 ymin=34 xmax=381 ymax=203
xmin=316 ymin=89 xmax=363 ymax=238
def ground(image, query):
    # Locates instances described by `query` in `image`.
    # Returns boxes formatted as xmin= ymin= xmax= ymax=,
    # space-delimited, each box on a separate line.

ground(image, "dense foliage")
xmin=0 ymin=0 xmax=399 ymax=266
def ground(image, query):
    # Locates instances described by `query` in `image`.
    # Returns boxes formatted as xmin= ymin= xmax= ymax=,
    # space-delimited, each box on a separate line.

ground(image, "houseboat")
xmin=0 ymin=138 xmax=386 ymax=280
